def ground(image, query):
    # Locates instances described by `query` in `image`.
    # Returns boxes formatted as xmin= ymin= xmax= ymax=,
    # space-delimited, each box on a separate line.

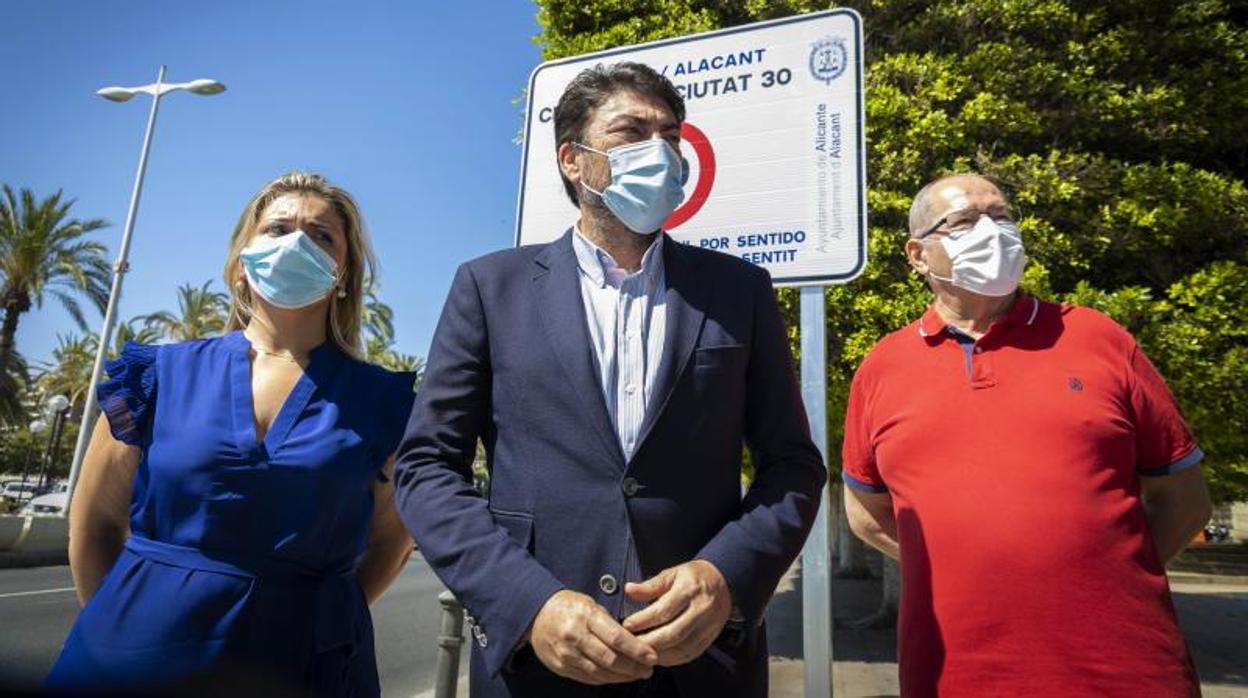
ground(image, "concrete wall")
xmin=0 ymin=515 xmax=69 ymax=567
xmin=21 ymin=516 xmax=69 ymax=552
xmin=0 ymin=515 xmax=25 ymax=550
xmin=0 ymin=514 xmax=69 ymax=552
xmin=1233 ymin=503 xmax=1248 ymax=542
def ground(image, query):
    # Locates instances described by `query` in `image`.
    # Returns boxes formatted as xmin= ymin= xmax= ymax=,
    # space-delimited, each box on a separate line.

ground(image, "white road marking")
xmin=0 ymin=587 xmax=75 ymax=599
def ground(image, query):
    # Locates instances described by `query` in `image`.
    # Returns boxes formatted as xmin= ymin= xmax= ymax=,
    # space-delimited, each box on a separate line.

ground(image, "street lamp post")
xmin=41 ymin=395 xmax=71 ymax=491
xmin=19 ymin=418 xmax=47 ymax=498
xmin=63 ymin=66 xmax=225 ymax=517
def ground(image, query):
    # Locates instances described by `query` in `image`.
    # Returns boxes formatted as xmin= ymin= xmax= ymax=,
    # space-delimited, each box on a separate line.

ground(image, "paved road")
xmin=0 ymin=555 xmax=455 ymax=697
xmin=3 ymin=558 xmax=1244 ymax=697
xmin=766 ymin=559 xmax=1248 ymax=697
xmin=1170 ymin=583 xmax=1248 ymax=697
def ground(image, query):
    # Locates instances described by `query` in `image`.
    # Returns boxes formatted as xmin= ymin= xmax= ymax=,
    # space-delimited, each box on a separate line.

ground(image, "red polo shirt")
xmin=842 ymin=295 xmax=1202 ymax=697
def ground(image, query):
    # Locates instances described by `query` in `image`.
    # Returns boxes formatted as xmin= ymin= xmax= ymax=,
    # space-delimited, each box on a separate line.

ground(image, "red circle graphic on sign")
xmin=664 ymin=122 xmax=716 ymax=230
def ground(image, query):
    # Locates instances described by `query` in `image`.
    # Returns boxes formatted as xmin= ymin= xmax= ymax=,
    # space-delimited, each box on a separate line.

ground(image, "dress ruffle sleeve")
xmin=96 ymin=342 xmax=159 ymax=447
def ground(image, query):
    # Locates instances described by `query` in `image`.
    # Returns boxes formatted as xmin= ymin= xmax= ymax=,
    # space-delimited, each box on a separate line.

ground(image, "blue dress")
xmin=45 ymin=331 xmax=417 ymax=696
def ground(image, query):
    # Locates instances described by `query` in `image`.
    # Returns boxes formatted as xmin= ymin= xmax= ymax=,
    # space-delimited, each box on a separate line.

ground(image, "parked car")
xmin=1 ymin=481 xmax=40 ymax=505
xmin=22 ymin=490 xmax=68 ymax=517
xmin=1204 ymin=524 xmax=1231 ymax=543
xmin=41 ymin=481 xmax=68 ymax=495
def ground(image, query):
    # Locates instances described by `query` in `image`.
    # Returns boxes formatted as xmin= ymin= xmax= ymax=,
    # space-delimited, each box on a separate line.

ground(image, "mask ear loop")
xmin=580 ymin=180 xmax=607 ymax=198
xmin=572 ymin=142 xmax=611 ymax=198
xmin=919 ymin=234 xmax=957 ymax=284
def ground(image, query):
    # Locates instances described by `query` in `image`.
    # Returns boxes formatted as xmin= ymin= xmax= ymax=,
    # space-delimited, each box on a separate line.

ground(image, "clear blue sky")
xmin=2 ymin=1 xmax=545 ymax=367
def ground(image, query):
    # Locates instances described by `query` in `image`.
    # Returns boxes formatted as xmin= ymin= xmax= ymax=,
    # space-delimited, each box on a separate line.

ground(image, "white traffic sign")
xmin=516 ymin=9 xmax=866 ymax=285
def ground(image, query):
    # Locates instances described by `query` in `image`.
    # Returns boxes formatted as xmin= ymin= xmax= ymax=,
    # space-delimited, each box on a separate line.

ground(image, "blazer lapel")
xmin=532 ymin=230 xmax=627 ymax=467
xmin=632 ymin=238 xmax=710 ymax=462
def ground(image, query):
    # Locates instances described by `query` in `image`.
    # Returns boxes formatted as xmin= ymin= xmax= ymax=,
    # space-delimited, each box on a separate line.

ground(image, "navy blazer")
xmin=393 ymin=231 xmax=825 ymax=697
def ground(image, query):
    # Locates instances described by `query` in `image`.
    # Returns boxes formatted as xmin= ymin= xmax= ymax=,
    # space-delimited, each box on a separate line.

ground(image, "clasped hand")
xmin=528 ymin=559 xmax=732 ymax=684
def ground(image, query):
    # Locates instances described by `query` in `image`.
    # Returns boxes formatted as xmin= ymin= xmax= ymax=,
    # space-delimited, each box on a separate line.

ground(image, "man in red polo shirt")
xmin=842 ymin=174 xmax=1213 ymax=697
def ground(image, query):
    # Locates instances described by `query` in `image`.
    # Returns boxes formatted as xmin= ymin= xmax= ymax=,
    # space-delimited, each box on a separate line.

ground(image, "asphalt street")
xmin=0 ymin=555 xmax=453 ymax=697
xmin=1 ymin=559 xmax=1244 ymax=697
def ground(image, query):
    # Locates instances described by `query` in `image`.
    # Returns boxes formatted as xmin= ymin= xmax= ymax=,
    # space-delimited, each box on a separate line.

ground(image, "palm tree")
xmin=0 ymin=350 xmax=29 ymax=425
xmin=30 ymin=318 xmax=158 ymax=421
xmin=360 ymin=290 xmax=424 ymax=386
xmin=34 ymin=334 xmax=96 ymax=417
xmin=362 ymin=286 xmax=395 ymax=347
xmin=364 ymin=334 xmax=425 ymax=379
xmin=142 ymin=280 xmax=227 ymax=341
xmin=112 ymin=317 xmax=162 ymax=356
xmin=0 ymin=185 xmax=110 ymax=373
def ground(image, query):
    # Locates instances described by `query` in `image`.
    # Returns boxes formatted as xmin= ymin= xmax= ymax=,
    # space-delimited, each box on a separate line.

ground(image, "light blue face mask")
xmin=576 ymin=138 xmax=687 ymax=234
xmin=240 ymin=230 xmax=339 ymax=309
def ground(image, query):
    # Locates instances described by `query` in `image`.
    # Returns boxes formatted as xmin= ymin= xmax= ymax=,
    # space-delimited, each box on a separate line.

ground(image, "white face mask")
xmin=927 ymin=215 xmax=1027 ymax=297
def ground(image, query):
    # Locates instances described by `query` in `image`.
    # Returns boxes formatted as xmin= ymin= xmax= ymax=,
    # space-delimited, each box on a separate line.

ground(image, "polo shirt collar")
xmin=917 ymin=293 xmax=1040 ymax=340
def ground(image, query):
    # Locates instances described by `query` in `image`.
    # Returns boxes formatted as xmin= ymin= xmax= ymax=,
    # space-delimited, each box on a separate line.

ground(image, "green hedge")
xmin=534 ymin=0 xmax=1248 ymax=502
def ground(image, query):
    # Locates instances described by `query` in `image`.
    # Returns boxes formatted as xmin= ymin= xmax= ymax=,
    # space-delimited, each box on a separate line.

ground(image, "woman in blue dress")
xmin=46 ymin=172 xmax=418 ymax=696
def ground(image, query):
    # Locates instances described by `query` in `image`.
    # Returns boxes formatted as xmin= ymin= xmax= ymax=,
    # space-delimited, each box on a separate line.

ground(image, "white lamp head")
xmin=97 ymin=87 xmax=135 ymax=102
xmin=47 ymin=394 xmax=70 ymax=414
xmin=30 ymin=419 xmax=47 ymax=432
xmin=184 ymin=79 xmax=226 ymax=96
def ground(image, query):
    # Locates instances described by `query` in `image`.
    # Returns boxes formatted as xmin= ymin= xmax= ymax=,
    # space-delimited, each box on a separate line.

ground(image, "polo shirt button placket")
xmin=971 ymin=342 xmax=996 ymax=389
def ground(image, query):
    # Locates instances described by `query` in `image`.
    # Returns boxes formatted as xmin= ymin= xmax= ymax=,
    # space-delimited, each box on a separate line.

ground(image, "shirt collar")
xmin=917 ymin=293 xmax=1040 ymax=340
xmin=572 ymin=225 xmax=665 ymax=290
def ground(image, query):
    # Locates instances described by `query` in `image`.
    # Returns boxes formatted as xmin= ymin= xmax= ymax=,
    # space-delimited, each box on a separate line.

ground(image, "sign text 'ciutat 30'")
xmin=516 ymin=10 xmax=866 ymax=286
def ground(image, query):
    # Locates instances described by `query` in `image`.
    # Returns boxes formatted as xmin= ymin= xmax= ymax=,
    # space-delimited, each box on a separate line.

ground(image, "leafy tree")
xmin=363 ymin=286 xmax=396 ymax=347
xmin=34 ymin=334 xmax=96 ymax=417
xmin=141 ymin=280 xmax=228 ymax=341
xmin=360 ymin=290 xmax=426 ymax=386
xmin=28 ymin=319 xmax=158 ymax=421
xmin=0 ymin=185 xmax=110 ymax=397
xmin=0 ymin=351 xmax=29 ymax=426
xmin=365 ymin=334 xmax=427 ymax=379
xmin=534 ymin=0 xmax=1248 ymax=502
xmin=113 ymin=317 xmax=163 ymax=355
xmin=0 ymin=426 xmax=42 ymax=481
xmin=0 ymin=395 xmax=80 ymax=485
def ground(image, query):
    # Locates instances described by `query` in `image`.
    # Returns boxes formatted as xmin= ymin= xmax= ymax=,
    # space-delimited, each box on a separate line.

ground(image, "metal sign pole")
xmin=64 ymin=65 xmax=166 ymax=518
xmin=800 ymin=284 xmax=833 ymax=696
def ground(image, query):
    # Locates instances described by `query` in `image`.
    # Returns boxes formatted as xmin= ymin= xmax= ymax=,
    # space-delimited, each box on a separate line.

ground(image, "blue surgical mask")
xmin=240 ymin=230 xmax=339 ymax=309
xmin=576 ymin=138 xmax=686 ymax=234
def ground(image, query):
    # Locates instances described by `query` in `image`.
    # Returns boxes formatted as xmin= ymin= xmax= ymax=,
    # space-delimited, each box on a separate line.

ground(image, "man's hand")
xmin=622 ymin=560 xmax=733 ymax=666
xmin=528 ymin=589 xmax=658 ymax=685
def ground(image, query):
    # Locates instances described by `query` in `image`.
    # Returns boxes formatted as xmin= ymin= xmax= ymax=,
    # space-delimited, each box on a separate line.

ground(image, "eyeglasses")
xmin=918 ymin=208 xmax=1016 ymax=239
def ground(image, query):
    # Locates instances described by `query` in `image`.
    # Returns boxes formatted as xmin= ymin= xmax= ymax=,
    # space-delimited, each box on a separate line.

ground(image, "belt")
xmin=124 ymin=535 xmax=361 ymax=653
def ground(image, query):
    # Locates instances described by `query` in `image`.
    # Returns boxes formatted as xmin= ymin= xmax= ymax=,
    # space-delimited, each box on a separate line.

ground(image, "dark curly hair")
xmin=553 ymin=61 xmax=685 ymax=206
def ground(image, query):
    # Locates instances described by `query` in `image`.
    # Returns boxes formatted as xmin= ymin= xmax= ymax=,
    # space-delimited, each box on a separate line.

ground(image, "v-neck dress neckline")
xmin=226 ymin=330 xmax=339 ymax=459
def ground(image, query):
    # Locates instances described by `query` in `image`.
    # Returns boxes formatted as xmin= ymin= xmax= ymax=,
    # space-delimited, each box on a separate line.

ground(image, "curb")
xmin=1167 ymin=571 xmax=1248 ymax=587
xmin=0 ymin=549 xmax=69 ymax=569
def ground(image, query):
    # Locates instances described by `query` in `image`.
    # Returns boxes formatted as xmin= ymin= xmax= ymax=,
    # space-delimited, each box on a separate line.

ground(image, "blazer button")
xmin=599 ymin=574 xmax=618 ymax=595
xmin=622 ymin=477 xmax=640 ymax=497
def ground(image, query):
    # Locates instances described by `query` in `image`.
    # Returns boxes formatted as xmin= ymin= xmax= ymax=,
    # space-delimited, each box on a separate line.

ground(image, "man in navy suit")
xmin=393 ymin=62 xmax=826 ymax=697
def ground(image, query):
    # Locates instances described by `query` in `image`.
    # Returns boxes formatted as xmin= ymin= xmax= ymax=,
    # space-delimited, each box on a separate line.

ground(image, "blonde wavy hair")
xmin=223 ymin=171 xmax=378 ymax=359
